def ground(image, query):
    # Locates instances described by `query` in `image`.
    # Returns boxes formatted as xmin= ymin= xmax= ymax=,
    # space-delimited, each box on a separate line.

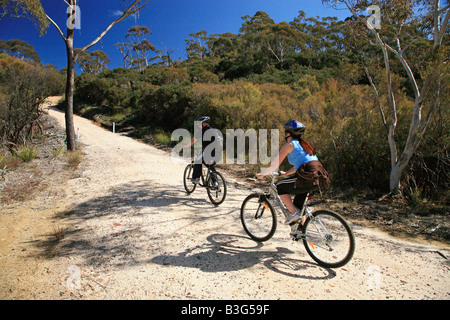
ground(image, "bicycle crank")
xmin=290 ymin=230 xmax=305 ymax=241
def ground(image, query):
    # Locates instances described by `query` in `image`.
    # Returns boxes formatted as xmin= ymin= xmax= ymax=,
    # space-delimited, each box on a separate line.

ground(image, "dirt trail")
xmin=0 ymin=97 xmax=449 ymax=300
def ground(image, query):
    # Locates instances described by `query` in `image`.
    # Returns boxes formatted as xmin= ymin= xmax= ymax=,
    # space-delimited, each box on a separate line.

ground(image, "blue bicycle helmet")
xmin=284 ymin=120 xmax=306 ymax=137
xmin=196 ymin=116 xmax=210 ymax=124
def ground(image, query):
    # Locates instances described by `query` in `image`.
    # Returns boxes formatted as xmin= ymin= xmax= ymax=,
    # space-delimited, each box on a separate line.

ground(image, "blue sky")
xmin=0 ymin=0 xmax=351 ymax=71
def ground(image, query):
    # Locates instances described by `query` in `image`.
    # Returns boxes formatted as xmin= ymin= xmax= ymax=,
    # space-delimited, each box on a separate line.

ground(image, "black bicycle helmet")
xmin=196 ymin=116 xmax=210 ymax=124
xmin=284 ymin=120 xmax=306 ymax=137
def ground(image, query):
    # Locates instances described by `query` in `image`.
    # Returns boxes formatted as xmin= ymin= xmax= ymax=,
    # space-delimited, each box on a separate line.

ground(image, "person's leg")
xmin=192 ymin=153 xmax=203 ymax=181
xmin=293 ymin=193 xmax=308 ymax=225
xmin=276 ymin=177 xmax=301 ymax=224
xmin=279 ymin=194 xmax=296 ymax=213
xmin=192 ymin=163 xmax=202 ymax=180
xmin=207 ymin=162 xmax=218 ymax=185
xmin=293 ymin=193 xmax=307 ymax=212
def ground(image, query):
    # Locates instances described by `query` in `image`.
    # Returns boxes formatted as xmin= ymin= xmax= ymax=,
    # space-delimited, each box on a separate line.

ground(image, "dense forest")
xmin=1 ymin=6 xmax=448 ymax=204
xmin=70 ymin=9 xmax=449 ymax=201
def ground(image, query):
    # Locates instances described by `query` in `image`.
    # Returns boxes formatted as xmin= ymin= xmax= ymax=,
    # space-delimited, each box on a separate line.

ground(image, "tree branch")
xmin=385 ymin=43 xmax=420 ymax=100
xmin=75 ymin=0 xmax=149 ymax=60
xmin=364 ymin=66 xmax=387 ymax=125
xmin=435 ymin=4 xmax=450 ymax=49
xmin=45 ymin=13 xmax=66 ymax=41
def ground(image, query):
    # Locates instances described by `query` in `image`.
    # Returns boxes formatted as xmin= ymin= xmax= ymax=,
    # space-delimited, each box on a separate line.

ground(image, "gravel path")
xmin=0 ymin=97 xmax=448 ymax=301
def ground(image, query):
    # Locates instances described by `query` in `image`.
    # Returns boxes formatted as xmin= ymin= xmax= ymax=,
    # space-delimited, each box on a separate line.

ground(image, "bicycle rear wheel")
xmin=207 ymin=171 xmax=227 ymax=205
xmin=183 ymin=164 xmax=196 ymax=194
xmin=301 ymin=210 xmax=355 ymax=268
xmin=240 ymin=194 xmax=277 ymax=242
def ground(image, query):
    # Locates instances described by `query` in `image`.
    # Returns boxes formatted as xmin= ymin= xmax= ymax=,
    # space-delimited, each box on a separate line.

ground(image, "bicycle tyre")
xmin=183 ymin=164 xmax=196 ymax=194
xmin=240 ymin=193 xmax=277 ymax=242
xmin=301 ymin=210 xmax=355 ymax=268
xmin=207 ymin=171 xmax=227 ymax=205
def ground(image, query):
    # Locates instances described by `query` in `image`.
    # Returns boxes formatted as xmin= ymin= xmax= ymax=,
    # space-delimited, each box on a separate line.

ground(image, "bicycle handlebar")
xmin=254 ymin=171 xmax=279 ymax=182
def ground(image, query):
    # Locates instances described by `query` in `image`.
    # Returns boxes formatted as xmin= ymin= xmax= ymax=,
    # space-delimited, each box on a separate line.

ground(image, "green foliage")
xmin=71 ymin=8 xmax=448 ymax=200
xmin=0 ymin=39 xmax=40 ymax=63
xmin=14 ymin=145 xmax=37 ymax=162
xmin=137 ymin=82 xmax=192 ymax=130
xmin=75 ymin=49 xmax=110 ymax=75
xmin=0 ymin=0 xmax=49 ymax=36
xmin=0 ymin=54 xmax=65 ymax=150
xmin=153 ymin=129 xmax=176 ymax=146
xmin=51 ymin=145 xmax=64 ymax=158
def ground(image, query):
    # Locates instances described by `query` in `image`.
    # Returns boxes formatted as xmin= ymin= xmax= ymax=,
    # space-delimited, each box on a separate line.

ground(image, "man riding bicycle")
xmin=185 ymin=116 xmax=222 ymax=184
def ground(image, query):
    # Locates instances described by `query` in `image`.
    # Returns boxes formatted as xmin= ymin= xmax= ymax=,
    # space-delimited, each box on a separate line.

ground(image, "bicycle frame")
xmin=192 ymin=160 xmax=216 ymax=188
xmin=263 ymin=172 xmax=323 ymax=240
xmin=264 ymin=172 xmax=309 ymax=216
xmin=242 ymin=172 xmax=355 ymax=267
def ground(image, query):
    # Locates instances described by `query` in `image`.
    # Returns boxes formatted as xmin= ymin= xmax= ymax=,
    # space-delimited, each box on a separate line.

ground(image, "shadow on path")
xmin=151 ymin=234 xmax=336 ymax=280
xmin=36 ymin=180 xmax=335 ymax=280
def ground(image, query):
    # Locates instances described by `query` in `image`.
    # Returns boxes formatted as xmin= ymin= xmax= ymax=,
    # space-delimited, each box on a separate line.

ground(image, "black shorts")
xmin=276 ymin=176 xmax=304 ymax=195
xmin=276 ymin=176 xmax=309 ymax=210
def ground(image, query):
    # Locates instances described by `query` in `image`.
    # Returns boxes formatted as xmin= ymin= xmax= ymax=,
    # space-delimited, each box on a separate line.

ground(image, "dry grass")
xmin=0 ymin=171 xmax=44 ymax=203
xmin=0 ymin=114 xmax=76 ymax=205
xmin=1 ymin=153 xmax=22 ymax=172
xmin=51 ymin=223 xmax=65 ymax=241
xmin=64 ymin=148 xmax=83 ymax=170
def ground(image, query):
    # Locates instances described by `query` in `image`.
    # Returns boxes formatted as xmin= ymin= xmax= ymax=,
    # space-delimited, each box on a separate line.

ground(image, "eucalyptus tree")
xmin=0 ymin=39 xmax=40 ymax=63
xmin=324 ymin=0 xmax=450 ymax=194
xmin=75 ymin=49 xmax=110 ymax=75
xmin=44 ymin=0 xmax=149 ymax=151
xmin=186 ymin=30 xmax=209 ymax=60
xmin=125 ymin=25 xmax=156 ymax=71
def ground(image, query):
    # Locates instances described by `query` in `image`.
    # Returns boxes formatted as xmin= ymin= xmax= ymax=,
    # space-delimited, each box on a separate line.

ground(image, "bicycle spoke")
xmin=183 ymin=164 xmax=196 ymax=194
xmin=302 ymin=210 xmax=355 ymax=268
xmin=240 ymin=173 xmax=354 ymax=268
xmin=207 ymin=171 xmax=226 ymax=205
xmin=240 ymin=194 xmax=276 ymax=242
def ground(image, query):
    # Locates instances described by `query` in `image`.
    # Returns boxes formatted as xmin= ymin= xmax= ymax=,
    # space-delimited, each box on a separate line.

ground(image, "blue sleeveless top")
xmin=287 ymin=139 xmax=319 ymax=170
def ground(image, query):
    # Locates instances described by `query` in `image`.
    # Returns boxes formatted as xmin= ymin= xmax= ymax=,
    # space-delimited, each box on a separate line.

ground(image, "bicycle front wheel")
xmin=183 ymin=164 xmax=196 ymax=194
xmin=302 ymin=210 xmax=355 ymax=268
xmin=207 ymin=171 xmax=227 ymax=205
xmin=240 ymin=194 xmax=277 ymax=242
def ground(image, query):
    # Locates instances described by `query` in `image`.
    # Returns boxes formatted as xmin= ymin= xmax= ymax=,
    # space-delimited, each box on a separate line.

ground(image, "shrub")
xmin=65 ymin=149 xmax=83 ymax=170
xmin=0 ymin=55 xmax=64 ymax=150
xmin=15 ymin=145 xmax=37 ymax=162
xmin=154 ymin=130 xmax=174 ymax=146
xmin=0 ymin=152 xmax=22 ymax=171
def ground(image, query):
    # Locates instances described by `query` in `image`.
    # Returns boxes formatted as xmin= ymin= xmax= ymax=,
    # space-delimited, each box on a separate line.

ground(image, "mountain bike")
xmin=240 ymin=172 xmax=355 ymax=268
xmin=183 ymin=160 xmax=227 ymax=205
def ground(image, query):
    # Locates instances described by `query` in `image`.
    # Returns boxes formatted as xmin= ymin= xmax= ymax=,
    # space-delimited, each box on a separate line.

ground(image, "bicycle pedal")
xmin=290 ymin=230 xmax=305 ymax=241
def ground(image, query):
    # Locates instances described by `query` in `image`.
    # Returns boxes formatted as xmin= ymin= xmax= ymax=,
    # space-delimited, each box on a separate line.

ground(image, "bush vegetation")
xmin=0 ymin=53 xmax=65 ymax=151
xmin=74 ymin=10 xmax=448 ymax=203
xmin=2 ymin=9 xmax=447 ymax=204
xmin=73 ymin=62 xmax=448 ymax=202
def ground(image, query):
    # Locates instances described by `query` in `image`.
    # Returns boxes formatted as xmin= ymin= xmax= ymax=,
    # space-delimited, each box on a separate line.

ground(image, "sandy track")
xmin=0 ymin=97 xmax=448 ymax=300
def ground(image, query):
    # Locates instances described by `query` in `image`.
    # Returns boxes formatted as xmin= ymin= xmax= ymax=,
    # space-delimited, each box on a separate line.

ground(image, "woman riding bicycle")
xmin=257 ymin=120 xmax=327 ymax=225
